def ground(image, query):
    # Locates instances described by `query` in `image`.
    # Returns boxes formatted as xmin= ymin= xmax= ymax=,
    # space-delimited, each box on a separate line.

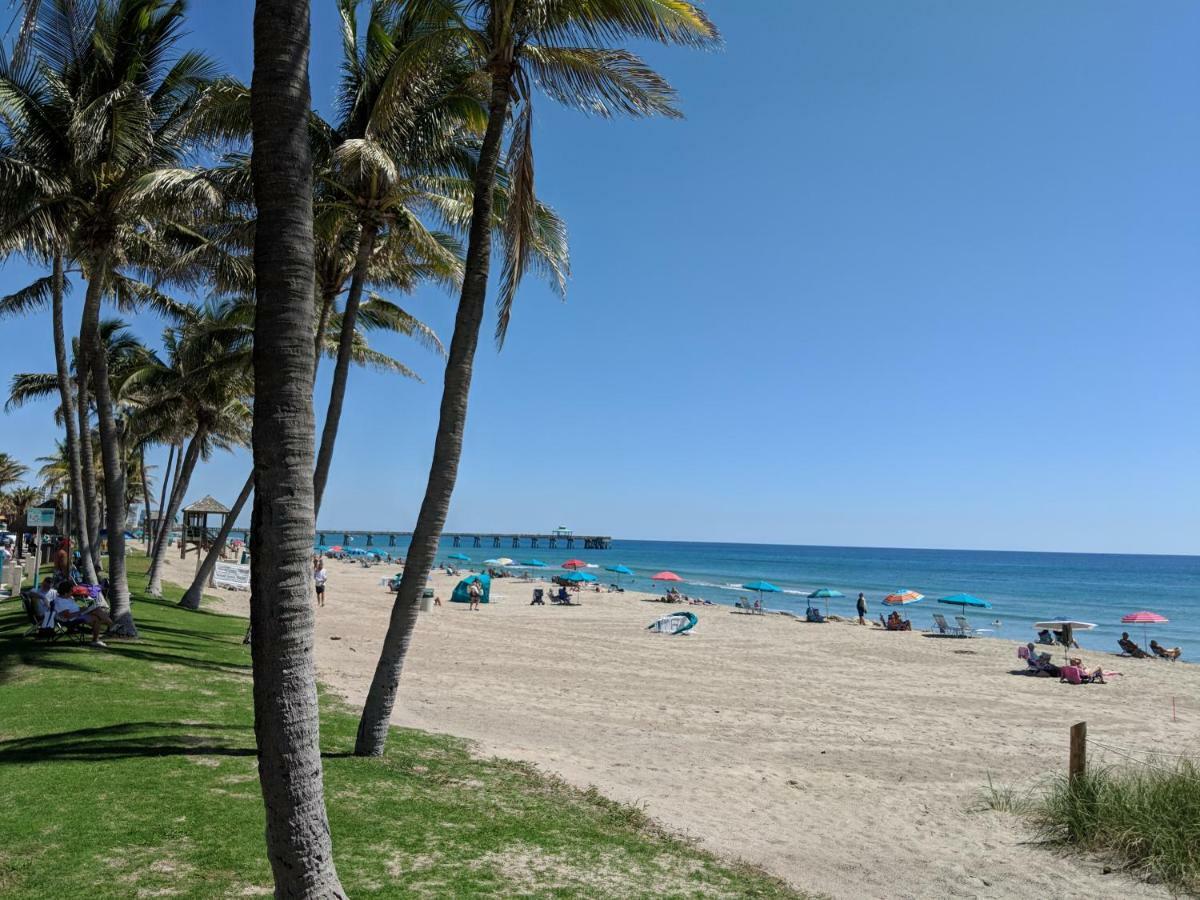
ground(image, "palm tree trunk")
xmin=313 ymin=286 xmax=336 ymax=369
xmin=140 ymin=444 xmax=155 ymax=553
xmin=249 ymin=0 xmax=345 ymax=894
xmin=151 ymin=442 xmax=180 ymax=559
xmin=81 ymin=264 xmax=135 ymax=637
xmin=180 ymin=470 xmax=253 ymax=610
xmin=150 ymin=444 xmax=174 ymax=556
xmin=146 ymin=430 xmax=202 ymax=596
xmin=51 ymin=252 xmax=97 ymax=583
xmin=354 ymin=71 xmax=513 ymax=757
xmin=76 ymin=352 xmax=102 ymax=576
xmin=313 ymin=222 xmax=377 ymax=518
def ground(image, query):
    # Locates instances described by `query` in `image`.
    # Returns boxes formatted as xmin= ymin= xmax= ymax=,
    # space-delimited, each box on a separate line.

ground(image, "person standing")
xmin=314 ymin=559 xmax=327 ymax=608
xmin=468 ymin=579 xmax=482 ymax=611
xmin=856 ymin=592 xmax=867 ymax=625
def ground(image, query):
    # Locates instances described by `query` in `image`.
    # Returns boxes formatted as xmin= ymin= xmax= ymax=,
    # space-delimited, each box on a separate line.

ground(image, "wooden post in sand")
xmin=1069 ymin=721 xmax=1087 ymax=784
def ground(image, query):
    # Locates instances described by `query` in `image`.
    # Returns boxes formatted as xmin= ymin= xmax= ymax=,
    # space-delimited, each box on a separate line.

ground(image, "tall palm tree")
xmin=248 ymin=0 xmax=345 ymax=893
xmin=136 ymin=311 xmax=253 ymax=596
xmin=0 ymin=0 xmax=226 ymax=636
xmin=354 ymin=0 xmax=718 ymax=757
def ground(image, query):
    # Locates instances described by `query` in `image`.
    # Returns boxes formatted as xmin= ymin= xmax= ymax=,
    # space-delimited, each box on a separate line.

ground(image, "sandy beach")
xmin=162 ymin=551 xmax=1200 ymax=899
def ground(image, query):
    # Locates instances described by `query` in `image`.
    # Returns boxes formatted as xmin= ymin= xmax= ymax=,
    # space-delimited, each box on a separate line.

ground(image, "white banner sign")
xmin=25 ymin=507 xmax=56 ymax=528
xmin=213 ymin=561 xmax=251 ymax=591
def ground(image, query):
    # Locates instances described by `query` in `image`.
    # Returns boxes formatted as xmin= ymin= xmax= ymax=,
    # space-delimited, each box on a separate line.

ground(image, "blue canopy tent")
xmin=450 ymin=573 xmax=491 ymax=604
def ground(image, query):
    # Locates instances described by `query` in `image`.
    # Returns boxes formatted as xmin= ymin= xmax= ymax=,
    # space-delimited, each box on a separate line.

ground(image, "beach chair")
xmin=21 ymin=590 xmax=90 ymax=644
xmin=955 ymin=616 xmax=991 ymax=637
xmin=931 ymin=613 xmax=960 ymax=636
xmin=1059 ymin=666 xmax=1086 ymax=685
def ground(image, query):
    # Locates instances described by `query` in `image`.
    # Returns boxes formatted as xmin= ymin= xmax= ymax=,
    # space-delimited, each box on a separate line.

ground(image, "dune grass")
xmin=0 ymin=555 xmax=798 ymax=899
xmin=1031 ymin=763 xmax=1200 ymax=894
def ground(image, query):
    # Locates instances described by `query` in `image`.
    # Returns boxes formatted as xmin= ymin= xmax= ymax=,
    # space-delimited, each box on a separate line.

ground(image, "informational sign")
xmin=213 ymin=561 xmax=251 ymax=591
xmin=25 ymin=507 xmax=56 ymax=528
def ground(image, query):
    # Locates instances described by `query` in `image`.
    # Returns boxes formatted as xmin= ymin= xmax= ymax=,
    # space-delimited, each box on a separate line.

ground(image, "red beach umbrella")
xmin=562 ymin=559 xmax=586 ymax=570
xmin=651 ymin=571 xmax=682 ymax=582
xmin=1120 ymin=610 xmax=1168 ymax=651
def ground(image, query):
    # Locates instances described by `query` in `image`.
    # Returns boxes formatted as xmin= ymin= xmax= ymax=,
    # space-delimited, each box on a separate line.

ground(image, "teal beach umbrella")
xmin=563 ymin=571 xmax=597 ymax=583
xmin=938 ymin=593 xmax=992 ymax=615
xmin=448 ymin=552 xmax=470 ymax=562
xmin=742 ymin=580 xmax=781 ymax=609
xmin=521 ymin=559 xmax=547 ymax=567
xmin=807 ymin=587 xmax=844 ymax=614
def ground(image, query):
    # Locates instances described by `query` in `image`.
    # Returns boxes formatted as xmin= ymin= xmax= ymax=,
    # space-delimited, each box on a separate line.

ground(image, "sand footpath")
xmin=162 ymin=551 xmax=1199 ymax=899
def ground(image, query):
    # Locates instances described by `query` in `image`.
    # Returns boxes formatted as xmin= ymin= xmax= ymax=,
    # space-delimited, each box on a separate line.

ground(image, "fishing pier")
xmin=228 ymin=529 xmax=612 ymax=551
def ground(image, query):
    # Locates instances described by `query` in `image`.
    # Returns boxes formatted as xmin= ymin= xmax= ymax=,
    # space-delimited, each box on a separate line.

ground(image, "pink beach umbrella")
xmin=1120 ymin=610 xmax=1168 ymax=651
xmin=651 ymin=571 xmax=682 ymax=582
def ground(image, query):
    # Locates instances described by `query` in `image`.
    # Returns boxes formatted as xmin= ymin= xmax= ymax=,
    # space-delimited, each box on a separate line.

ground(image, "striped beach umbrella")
xmin=1120 ymin=610 xmax=1168 ymax=651
xmin=883 ymin=590 xmax=924 ymax=606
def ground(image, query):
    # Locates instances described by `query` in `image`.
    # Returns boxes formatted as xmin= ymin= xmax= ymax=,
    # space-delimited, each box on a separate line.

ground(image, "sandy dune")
xmin=163 ymin=552 xmax=1199 ymax=899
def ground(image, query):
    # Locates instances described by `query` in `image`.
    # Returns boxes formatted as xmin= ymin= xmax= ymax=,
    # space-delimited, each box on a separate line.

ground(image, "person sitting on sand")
xmin=1068 ymin=657 xmax=1106 ymax=684
xmin=1036 ymin=629 xmax=1055 ymax=645
xmin=1118 ymin=632 xmax=1149 ymax=658
xmin=1149 ymin=640 xmax=1182 ymax=661
xmin=1024 ymin=644 xmax=1061 ymax=677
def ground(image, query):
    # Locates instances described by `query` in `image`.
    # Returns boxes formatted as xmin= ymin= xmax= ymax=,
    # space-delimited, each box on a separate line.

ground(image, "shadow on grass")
xmin=0 ymin=721 xmax=257 ymax=763
xmin=106 ymin=643 xmax=251 ymax=674
xmin=0 ymin=721 xmax=357 ymax=765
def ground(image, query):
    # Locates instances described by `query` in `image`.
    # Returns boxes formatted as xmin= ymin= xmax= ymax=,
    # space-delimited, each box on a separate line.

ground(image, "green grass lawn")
xmin=0 ymin=556 xmax=798 ymax=899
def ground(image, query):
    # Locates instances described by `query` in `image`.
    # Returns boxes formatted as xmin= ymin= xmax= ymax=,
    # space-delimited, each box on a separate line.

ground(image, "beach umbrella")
xmin=883 ymin=590 xmax=924 ymax=606
xmin=808 ymin=587 xmax=844 ymax=615
xmin=448 ymin=552 xmax=470 ymax=562
xmin=1035 ymin=618 xmax=1098 ymax=659
xmin=494 ymin=557 xmax=514 ymax=566
xmin=652 ymin=571 xmax=682 ymax=582
xmin=563 ymin=571 xmax=597 ymax=583
xmin=742 ymin=580 xmax=781 ymax=610
xmin=521 ymin=559 xmax=547 ymax=568
xmin=483 ymin=558 xmax=503 ymax=566
xmin=330 ymin=545 xmax=342 ymax=552
xmin=562 ymin=559 xmax=587 ymax=570
xmin=937 ymin=593 xmax=992 ymax=615
xmin=1120 ymin=610 xmax=1168 ymax=652
xmin=605 ymin=564 xmax=634 ymax=586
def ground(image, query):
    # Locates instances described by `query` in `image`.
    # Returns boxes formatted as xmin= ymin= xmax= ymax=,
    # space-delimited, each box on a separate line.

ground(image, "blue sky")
xmin=1 ymin=0 xmax=1197 ymax=554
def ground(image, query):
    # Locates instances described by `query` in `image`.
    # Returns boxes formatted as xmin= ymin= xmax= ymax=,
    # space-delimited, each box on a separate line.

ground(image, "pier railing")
xmin=227 ymin=529 xmax=611 ymax=551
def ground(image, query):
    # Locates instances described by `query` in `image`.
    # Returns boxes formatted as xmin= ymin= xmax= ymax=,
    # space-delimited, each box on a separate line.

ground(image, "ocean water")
xmin=419 ymin=538 xmax=1199 ymax=658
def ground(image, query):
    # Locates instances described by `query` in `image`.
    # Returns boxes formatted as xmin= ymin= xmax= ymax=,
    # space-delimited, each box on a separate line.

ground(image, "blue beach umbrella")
xmin=448 ymin=552 xmax=470 ymax=562
xmin=938 ymin=593 xmax=992 ymax=616
xmin=563 ymin=571 xmax=597 ymax=583
xmin=742 ymin=580 xmax=781 ymax=609
xmin=606 ymin=563 xmax=634 ymax=586
xmin=807 ymin=587 xmax=844 ymax=614
xmin=521 ymin=559 xmax=547 ymax=567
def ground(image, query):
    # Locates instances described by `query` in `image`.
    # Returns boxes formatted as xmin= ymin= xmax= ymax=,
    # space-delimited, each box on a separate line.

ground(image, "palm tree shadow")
xmin=0 ymin=721 xmax=258 ymax=764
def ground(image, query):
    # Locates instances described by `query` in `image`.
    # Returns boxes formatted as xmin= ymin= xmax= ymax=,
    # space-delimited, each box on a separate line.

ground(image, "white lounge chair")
xmin=955 ymin=615 xmax=992 ymax=637
xmin=931 ymin=612 xmax=961 ymax=636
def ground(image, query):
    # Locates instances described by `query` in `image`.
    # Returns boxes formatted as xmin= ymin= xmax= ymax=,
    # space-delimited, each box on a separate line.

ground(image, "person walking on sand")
xmin=468 ymin=579 xmax=482 ymax=611
xmin=314 ymin=559 xmax=327 ymax=607
xmin=856 ymin=592 xmax=867 ymax=625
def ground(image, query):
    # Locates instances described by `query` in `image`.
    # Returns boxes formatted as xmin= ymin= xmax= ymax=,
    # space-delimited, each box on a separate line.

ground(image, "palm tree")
xmin=136 ymin=310 xmax=253 ymax=596
xmin=0 ymin=0 xmax=227 ymax=636
xmin=354 ymin=0 xmax=718 ymax=757
xmin=247 ymin=0 xmax=344 ymax=893
xmin=0 ymin=484 xmax=43 ymax=531
xmin=0 ymin=453 xmax=28 ymax=493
